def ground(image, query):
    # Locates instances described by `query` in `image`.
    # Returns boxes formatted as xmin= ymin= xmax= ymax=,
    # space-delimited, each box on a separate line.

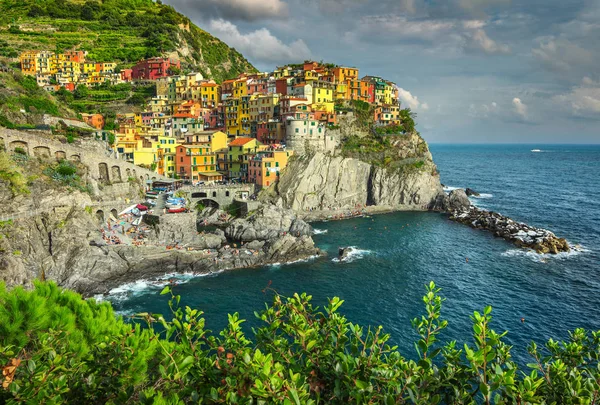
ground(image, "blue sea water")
xmin=110 ymin=144 xmax=600 ymax=363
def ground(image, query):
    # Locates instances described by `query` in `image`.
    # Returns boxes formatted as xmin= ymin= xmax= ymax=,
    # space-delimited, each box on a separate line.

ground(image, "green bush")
xmin=1 ymin=281 xmax=599 ymax=404
xmin=55 ymin=161 xmax=77 ymax=176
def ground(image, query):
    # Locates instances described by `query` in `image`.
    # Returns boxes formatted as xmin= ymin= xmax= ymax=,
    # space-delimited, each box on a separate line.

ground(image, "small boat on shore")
xmin=168 ymin=207 xmax=187 ymax=214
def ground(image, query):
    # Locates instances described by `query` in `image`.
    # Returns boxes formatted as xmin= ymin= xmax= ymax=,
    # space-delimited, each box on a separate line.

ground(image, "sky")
xmin=163 ymin=0 xmax=600 ymax=143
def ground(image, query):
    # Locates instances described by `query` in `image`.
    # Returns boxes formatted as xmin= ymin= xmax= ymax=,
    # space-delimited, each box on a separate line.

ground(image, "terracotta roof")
xmin=201 ymin=83 xmax=219 ymax=87
xmin=229 ymin=137 xmax=255 ymax=146
xmin=173 ymin=113 xmax=195 ymax=118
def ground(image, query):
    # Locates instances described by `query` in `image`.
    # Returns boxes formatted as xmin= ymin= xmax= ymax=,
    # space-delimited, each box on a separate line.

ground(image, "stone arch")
xmin=191 ymin=192 xmax=208 ymax=198
xmin=152 ymin=176 xmax=156 ymax=180
xmin=132 ymin=169 xmax=137 ymax=179
xmin=98 ymin=163 xmax=110 ymax=183
xmin=33 ymin=145 xmax=51 ymax=158
xmin=69 ymin=154 xmax=81 ymax=162
xmin=0 ymin=136 xmax=4 ymax=150
xmin=111 ymin=165 xmax=122 ymax=183
xmin=95 ymin=210 xmax=105 ymax=222
xmin=110 ymin=209 xmax=118 ymax=219
xmin=126 ymin=168 xmax=131 ymax=179
xmin=140 ymin=176 xmax=144 ymax=183
xmin=55 ymin=150 xmax=66 ymax=160
xmin=9 ymin=140 xmax=28 ymax=154
xmin=199 ymin=199 xmax=219 ymax=209
xmin=145 ymin=174 xmax=149 ymax=180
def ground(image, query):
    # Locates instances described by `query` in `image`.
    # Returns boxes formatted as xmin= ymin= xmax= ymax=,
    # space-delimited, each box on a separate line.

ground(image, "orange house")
xmin=81 ymin=113 xmax=105 ymax=129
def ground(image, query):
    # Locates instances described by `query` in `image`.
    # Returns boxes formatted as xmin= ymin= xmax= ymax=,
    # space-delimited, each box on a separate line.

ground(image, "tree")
xmin=126 ymin=94 xmax=146 ymax=106
xmin=73 ymin=85 xmax=89 ymax=100
xmin=27 ymin=5 xmax=45 ymax=17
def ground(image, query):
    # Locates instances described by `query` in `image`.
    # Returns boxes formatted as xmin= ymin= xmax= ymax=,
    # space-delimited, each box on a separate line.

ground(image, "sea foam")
xmin=332 ymin=247 xmax=373 ymax=263
xmin=313 ymin=228 xmax=328 ymax=235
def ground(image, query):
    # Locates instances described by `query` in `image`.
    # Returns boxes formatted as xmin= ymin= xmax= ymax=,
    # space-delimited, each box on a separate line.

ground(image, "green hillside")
xmin=0 ymin=0 xmax=256 ymax=83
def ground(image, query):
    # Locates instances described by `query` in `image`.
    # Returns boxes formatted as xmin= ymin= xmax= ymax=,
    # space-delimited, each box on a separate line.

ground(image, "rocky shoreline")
xmin=445 ymin=189 xmax=570 ymax=254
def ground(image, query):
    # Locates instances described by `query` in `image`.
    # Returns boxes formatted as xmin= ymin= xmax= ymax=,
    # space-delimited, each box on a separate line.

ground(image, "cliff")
xmin=264 ymin=131 xmax=445 ymax=218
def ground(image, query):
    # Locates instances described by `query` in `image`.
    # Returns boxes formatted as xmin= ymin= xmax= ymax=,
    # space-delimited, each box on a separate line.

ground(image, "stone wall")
xmin=0 ymin=128 xmax=166 ymax=187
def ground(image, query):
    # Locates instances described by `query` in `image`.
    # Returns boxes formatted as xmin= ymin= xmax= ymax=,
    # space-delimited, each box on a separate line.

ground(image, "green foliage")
xmin=126 ymin=93 xmax=146 ymax=106
xmin=0 ymin=151 xmax=29 ymax=195
xmin=375 ymin=124 xmax=403 ymax=136
xmin=399 ymin=108 xmax=416 ymax=134
xmin=0 ymin=0 xmax=256 ymax=83
xmin=42 ymin=160 xmax=90 ymax=192
xmin=1 ymin=281 xmax=599 ymax=403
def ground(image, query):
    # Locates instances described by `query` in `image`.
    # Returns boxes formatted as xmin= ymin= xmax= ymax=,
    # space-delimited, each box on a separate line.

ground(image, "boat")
xmin=168 ymin=207 xmax=187 ymax=214
xmin=136 ymin=204 xmax=148 ymax=211
xmin=118 ymin=204 xmax=137 ymax=217
xmin=531 ymin=149 xmax=541 ymax=152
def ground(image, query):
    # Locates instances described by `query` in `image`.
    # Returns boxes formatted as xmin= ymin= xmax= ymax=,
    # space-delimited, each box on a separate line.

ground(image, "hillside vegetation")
xmin=0 ymin=0 xmax=256 ymax=83
xmin=1 ymin=281 xmax=599 ymax=404
xmin=0 ymin=66 xmax=77 ymax=127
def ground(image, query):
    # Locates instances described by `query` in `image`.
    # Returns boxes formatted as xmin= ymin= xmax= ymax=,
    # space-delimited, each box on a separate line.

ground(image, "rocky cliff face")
xmin=0 ymin=200 xmax=319 ymax=295
xmin=265 ymin=133 xmax=445 ymax=215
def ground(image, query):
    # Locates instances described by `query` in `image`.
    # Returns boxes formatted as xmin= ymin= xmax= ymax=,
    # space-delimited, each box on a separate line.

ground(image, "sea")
xmin=107 ymin=144 xmax=600 ymax=364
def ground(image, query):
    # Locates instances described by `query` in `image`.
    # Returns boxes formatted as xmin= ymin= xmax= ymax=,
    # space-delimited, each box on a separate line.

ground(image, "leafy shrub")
xmin=55 ymin=161 xmax=77 ymax=176
xmin=1 ymin=282 xmax=600 ymax=404
xmin=0 ymin=151 xmax=29 ymax=195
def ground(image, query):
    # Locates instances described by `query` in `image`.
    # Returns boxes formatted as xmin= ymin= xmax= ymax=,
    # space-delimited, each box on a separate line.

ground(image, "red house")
xmin=131 ymin=57 xmax=181 ymax=81
xmin=121 ymin=69 xmax=133 ymax=82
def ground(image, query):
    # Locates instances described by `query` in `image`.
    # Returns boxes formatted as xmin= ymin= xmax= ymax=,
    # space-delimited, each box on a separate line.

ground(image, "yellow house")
xmin=133 ymin=135 xmax=178 ymax=176
xmin=190 ymin=82 xmax=221 ymax=108
xmin=175 ymin=131 xmax=228 ymax=181
xmin=19 ymin=51 xmax=38 ymax=75
xmin=311 ymin=81 xmax=335 ymax=113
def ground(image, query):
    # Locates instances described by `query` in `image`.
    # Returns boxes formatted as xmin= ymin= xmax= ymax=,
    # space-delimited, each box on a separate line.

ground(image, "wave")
xmin=269 ymin=255 xmax=320 ymax=267
xmin=94 ymin=271 xmax=222 ymax=303
xmin=472 ymin=193 xmax=493 ymax=199
xmin=501 ymin=244 xmax=590 ymax=262
xmin=332 ymin=247 xmax=373 ymax=263
xmin=443 ymin=185 xmax=460 ymax=192
xmin=531 ymin=149 xmax=543 ymax=153
xmin=312 ymin=228 xmax=328 ymax=235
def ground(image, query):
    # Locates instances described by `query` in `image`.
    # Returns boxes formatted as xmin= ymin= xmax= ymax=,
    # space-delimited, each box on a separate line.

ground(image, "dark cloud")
xmin=164 ymin=0 xmax=288 ymax=22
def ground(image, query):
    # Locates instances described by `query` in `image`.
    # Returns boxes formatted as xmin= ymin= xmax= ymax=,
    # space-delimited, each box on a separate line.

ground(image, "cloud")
xmin=207 ymin=19 xmax=312 ymax=65
xmin=532 ymin=37 xmax=595 ymax=73
xmin=554 ymin=78 xmax=600 ymax=119
xmin=458 ymin=0 xmax=511 ymax=17
xmin=512 ymin=97 xmax=528 ymax=119
xmin=468 ymin=101 xmax=498 ymax=118
xmin=352 ymin=16 xmax=509 ymax=55
xmin=466 ymin=28 xmax=510 ymax=54
xmin=397 ymin=88 xmax=429 ymax=110
xmin=165 ymin=0 xmax=288 ymax=21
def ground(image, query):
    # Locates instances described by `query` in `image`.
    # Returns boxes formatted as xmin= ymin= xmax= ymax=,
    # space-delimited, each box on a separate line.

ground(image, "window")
xmin=180 ymin=157 xmax=183 ymax=162
xmin=295 ymin=128 xmax=299 ymax=133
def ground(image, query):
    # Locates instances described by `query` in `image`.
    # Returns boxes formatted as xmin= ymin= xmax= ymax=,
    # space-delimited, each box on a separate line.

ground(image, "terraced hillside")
xmin=0 ymin=0 xmax=256 ymax=83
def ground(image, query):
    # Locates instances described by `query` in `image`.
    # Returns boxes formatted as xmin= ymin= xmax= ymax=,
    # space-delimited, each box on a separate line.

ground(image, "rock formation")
xmin=264 ymin=132 xmax=445 ymax=216
xmin=446 ymin=190 xmax=570 ymax=254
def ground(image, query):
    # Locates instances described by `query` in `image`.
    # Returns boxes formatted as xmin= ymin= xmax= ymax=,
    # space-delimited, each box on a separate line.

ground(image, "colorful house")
xmin=174 ymin=131 xmax=227 ymax=182
xmin=131 ymin=57 xmax=180 ymax=81
xmin=248 ymin=149 xmax=294 ymax=188
xmin=226 ymin=137 xmax=261 ymax=179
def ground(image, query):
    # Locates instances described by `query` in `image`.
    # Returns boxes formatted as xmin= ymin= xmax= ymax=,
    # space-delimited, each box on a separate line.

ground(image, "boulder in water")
xmin=465 ymin=188 xmax=480 ymax=197
xmin=338 ymin=247 xmax=353 ymax=261
xmin=447 ymin=189 xmax=471 ymax=212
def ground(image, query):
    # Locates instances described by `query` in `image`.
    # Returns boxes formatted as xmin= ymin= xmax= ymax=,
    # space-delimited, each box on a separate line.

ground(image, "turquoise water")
xmin=110 ymin=144 xmax=600 ymax=363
